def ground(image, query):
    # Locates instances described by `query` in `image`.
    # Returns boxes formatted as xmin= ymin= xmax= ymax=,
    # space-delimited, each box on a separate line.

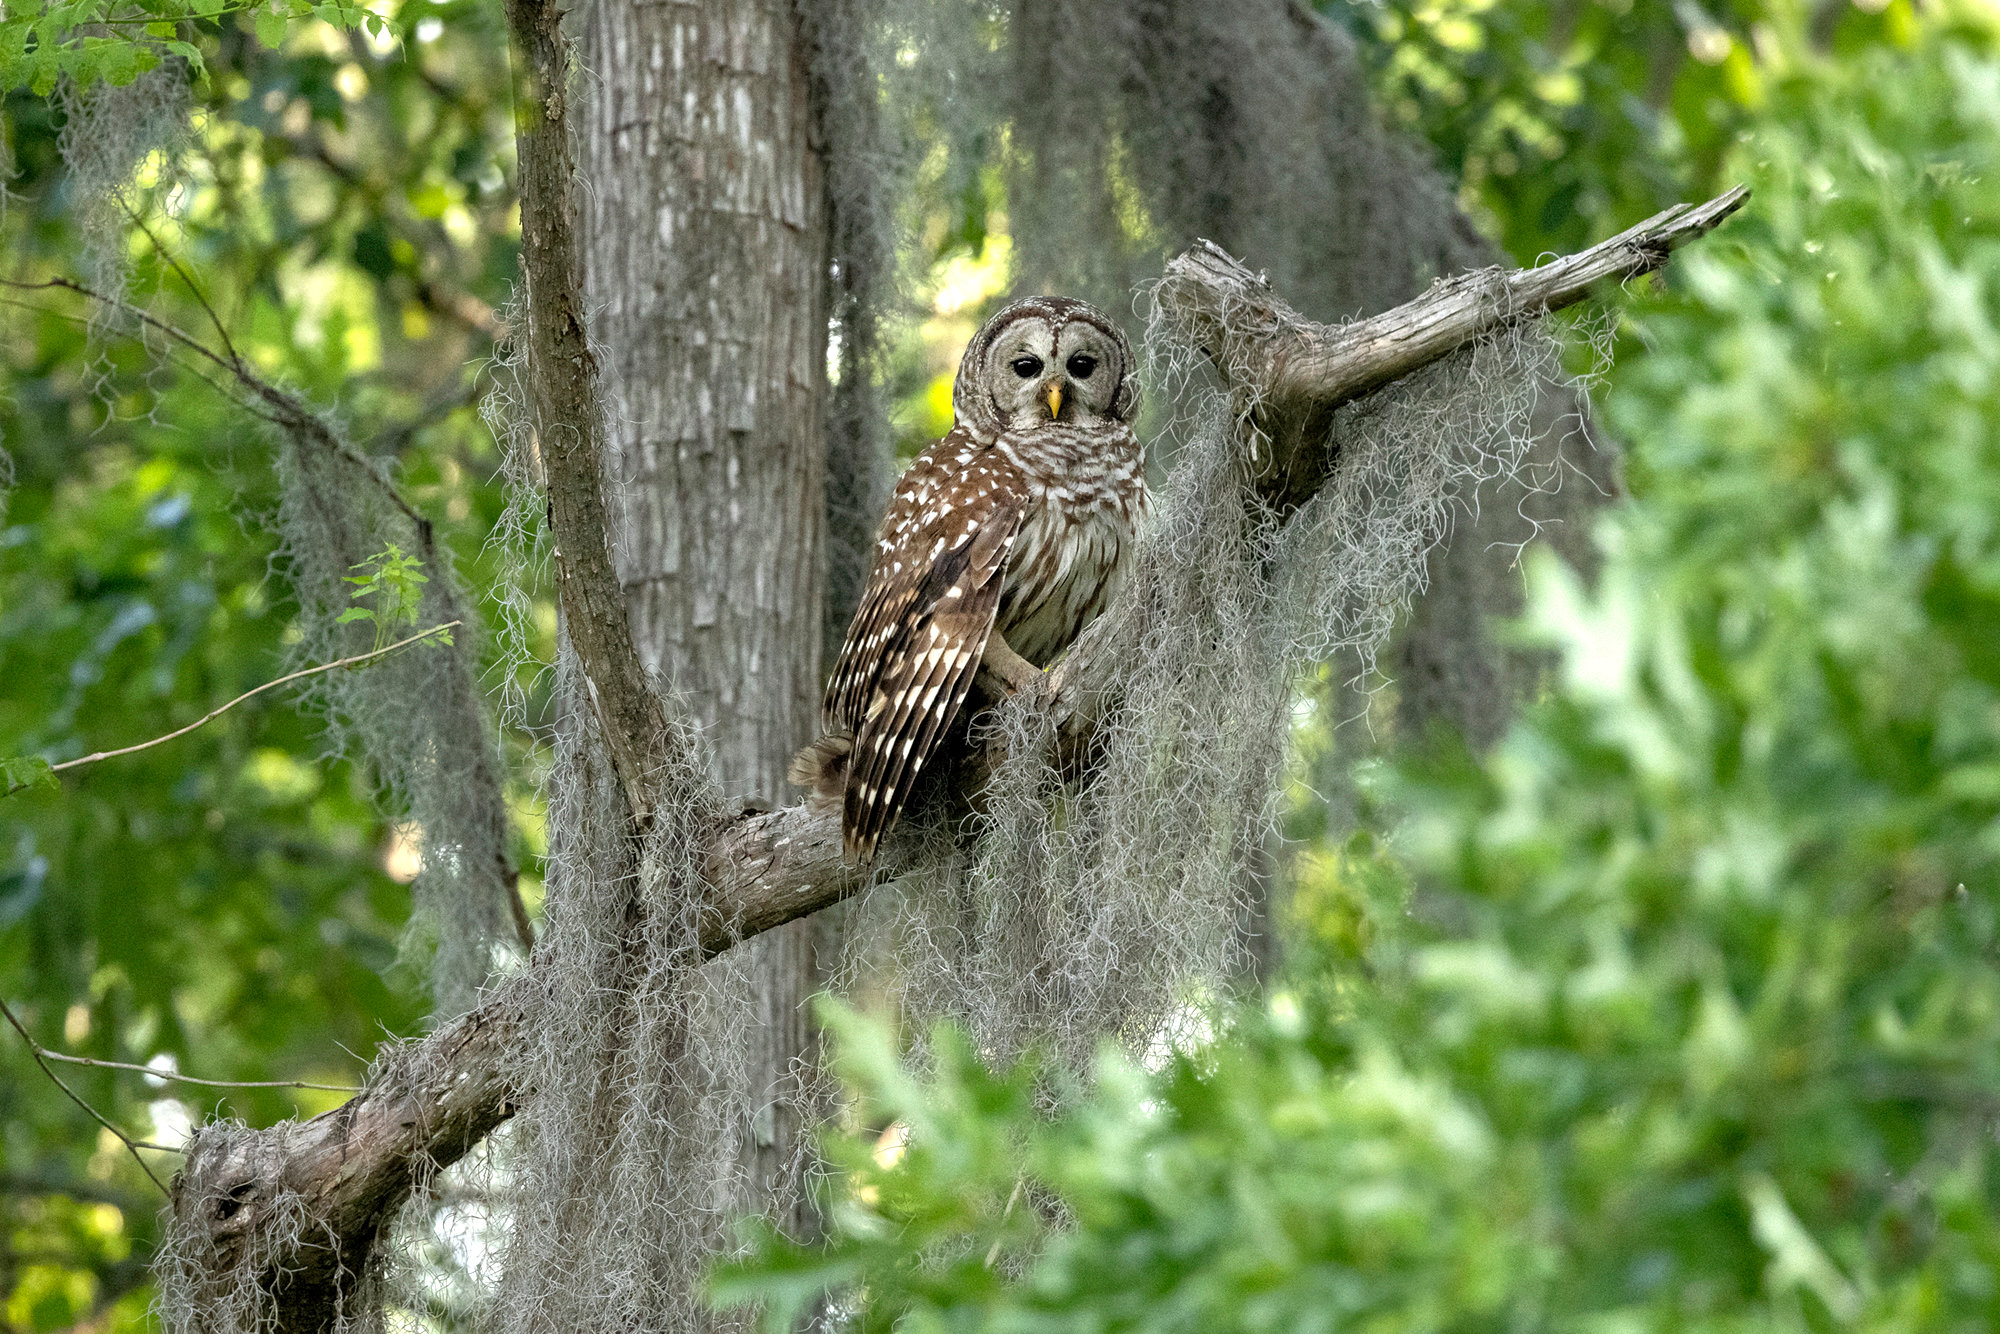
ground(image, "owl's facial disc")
xmin=981 ymin=316 xmax=1126 ymax=431
xmin=956 ymin=299 xmax=1135 ymax=437
xmin=984 ymin=320 xmax=1063 ymax=431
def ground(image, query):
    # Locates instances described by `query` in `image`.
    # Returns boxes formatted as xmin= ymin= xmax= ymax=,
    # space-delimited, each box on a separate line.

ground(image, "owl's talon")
xmin=980 ymin=632 xmax=1043 ymax=695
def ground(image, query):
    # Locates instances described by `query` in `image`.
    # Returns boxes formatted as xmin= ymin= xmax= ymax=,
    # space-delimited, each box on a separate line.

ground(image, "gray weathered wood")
xmin=1152 ymin=187 xmax=1750 ymax=516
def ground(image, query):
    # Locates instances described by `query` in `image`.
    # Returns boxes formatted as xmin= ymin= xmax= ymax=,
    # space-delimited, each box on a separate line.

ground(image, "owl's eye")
xmin=1010 ymin=356 xmax=1043 ymax=379
xmin=1066 ymin=353 xmax=1097 ymax=379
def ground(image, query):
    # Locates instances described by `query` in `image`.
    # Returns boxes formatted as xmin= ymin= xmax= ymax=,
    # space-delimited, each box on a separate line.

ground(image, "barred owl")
xmin=793 ymin=295 xmax=1148 ymax=863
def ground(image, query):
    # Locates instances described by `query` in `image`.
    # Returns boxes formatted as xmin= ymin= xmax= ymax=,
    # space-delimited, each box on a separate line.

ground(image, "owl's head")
xmin=953 ymin=296 xmax=1138 ymax=440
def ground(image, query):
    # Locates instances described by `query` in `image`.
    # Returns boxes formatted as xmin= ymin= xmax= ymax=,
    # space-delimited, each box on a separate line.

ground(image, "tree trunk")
xmin=577 ymin=0 xmax=829 ymax=1265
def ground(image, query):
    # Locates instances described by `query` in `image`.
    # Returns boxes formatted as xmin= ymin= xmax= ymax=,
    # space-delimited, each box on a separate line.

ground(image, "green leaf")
xmin=164 ymin=39 xmax=205 ymax=78
xmin=94 ymin=36 xmax=150 ymax=86
xmin=254 ymin=7 xmax=287 ymax=49
xmin=1 ymin=756 xmax=58 ymax=798
xmin=335 ymin=607 xmax=375 ymax=624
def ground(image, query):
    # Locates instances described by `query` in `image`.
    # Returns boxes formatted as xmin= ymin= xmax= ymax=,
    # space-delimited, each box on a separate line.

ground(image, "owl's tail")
xmin=787 ymin=730 xmax=853 ymax=807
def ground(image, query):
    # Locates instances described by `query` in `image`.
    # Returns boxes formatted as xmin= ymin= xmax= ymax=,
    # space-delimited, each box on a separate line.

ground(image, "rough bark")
xmin=507 ymin=0 xmax=677 ymax=826
xmin=575 ymin=0 xmax=831 ymax=1274
xmin=581 ymin=0 xmax=827 ymax=798
xmin=160 ymin=190 xmax=1747 ymax=1334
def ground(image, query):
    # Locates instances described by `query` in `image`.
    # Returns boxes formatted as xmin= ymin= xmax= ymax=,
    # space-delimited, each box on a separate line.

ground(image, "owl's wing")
xmin=825 ymin=448 xmax=963 ymax=731
xmin=830 ymin=456 xmax=1025 ymax=863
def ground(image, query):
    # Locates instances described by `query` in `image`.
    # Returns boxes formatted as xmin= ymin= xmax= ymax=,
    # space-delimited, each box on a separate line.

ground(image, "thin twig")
xmin=33 ymin=1049 xmax=362 ymax=1093
xmin=3 ymin=276 xmax=242 ymax=382
xmin=119 ymin=197 xmax=242 ymax=367
xmin=0 ymin=292 xmax=296 ymax=430
xmin=70 ymin=4 xmax=268 ymax=25
xmin=984 ymin=1177 xmax=1027 ymax=1268
xmin=0 ymin=996 xmax=170 ymax=1195
xmin=50 ymin=622 xmax=459 ymax=774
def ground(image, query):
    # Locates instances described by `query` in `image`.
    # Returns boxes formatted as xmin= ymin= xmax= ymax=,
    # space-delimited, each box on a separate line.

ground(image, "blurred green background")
xmin=7 ymin=0 xmax=2000 ymax=1329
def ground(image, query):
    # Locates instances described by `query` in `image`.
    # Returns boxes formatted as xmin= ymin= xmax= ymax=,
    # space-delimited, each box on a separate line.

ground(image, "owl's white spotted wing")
xmin=824 ymin=435 xmax=1026 ymax=863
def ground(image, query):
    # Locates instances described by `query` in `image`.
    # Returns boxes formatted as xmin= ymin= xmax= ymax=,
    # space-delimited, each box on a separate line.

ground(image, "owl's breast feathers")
xmin=796 ymin=421 xmax=1147 ymax=864
xmin=992 ymin=421 xmax=1146 ymax=665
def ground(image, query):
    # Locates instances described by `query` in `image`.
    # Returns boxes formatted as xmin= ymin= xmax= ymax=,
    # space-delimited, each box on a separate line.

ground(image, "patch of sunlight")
xmin=931 ymin=232 xmax=1012 ymax=317
xmin=244 ymin=747 xmax=322 ymax=804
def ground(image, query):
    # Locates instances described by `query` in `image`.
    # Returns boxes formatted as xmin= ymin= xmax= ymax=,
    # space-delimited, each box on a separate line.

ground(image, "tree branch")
xmin=163 ymin=1000 xmax=520 ymax=1333
xmin=503 ymin=0 xmax=678 ymax=830
xmin=162 ymin=187 xmax=1747 ymax=1331
xmin=1153 ymin=186 xmax=1749 ymax=513
xmin=0 ymin=995 xmax=170 ymax=1195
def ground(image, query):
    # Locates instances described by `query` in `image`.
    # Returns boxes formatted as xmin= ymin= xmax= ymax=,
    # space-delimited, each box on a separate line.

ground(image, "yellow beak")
xmin=1046 ymin=384 xmax=1063 ymax=419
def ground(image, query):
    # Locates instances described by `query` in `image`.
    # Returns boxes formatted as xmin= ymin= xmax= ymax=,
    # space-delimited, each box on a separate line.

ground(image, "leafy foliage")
xmin=719 ymin=10 xmax=2000 ymax=1330
xmin=337 ymin=543 xmax=448 ymax=652
xmin=0 ymin=0 xmax=384 ymax=94
xmin=1325 ymin=0 xmax=1928 ymax=262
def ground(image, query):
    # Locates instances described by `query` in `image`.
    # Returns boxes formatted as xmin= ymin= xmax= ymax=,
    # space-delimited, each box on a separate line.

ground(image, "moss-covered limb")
xmin=504 ymin=0 xmax=675 ymax=831
xmin=1152 ymin=185 xmax=1750 ymax=515
xmin=149 ymin=814 xmax=861 ymax=1334
xmin=157 ymin=998 xmax=522 ymax=1333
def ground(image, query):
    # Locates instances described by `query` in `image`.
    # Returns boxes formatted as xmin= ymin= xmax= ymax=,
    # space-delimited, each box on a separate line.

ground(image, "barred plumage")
xmin=795 ymin=296 xmax=1148 ymax=863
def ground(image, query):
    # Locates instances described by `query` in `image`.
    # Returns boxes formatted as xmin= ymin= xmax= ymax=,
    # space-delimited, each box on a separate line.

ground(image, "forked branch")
xmin=162 ymin=187 xmax=1748 ymax=1331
